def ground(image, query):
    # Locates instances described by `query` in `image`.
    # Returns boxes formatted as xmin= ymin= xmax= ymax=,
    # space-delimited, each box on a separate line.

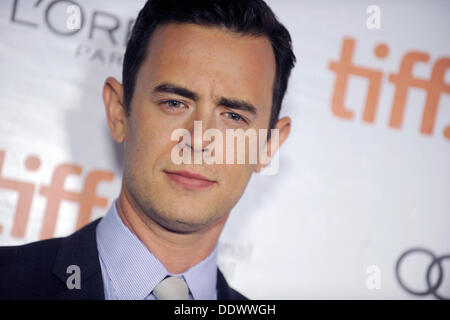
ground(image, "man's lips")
xmin=164 ymin=170 xmax=216 ymax=190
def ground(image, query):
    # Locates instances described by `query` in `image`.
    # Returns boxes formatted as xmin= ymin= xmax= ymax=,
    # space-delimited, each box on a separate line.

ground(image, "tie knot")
xmin=153 ymin=276 xmax=190 ymax=300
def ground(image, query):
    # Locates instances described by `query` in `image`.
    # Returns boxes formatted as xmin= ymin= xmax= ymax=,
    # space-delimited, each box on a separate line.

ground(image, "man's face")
xmin=120 ymin=23 xmax=277 ymax=233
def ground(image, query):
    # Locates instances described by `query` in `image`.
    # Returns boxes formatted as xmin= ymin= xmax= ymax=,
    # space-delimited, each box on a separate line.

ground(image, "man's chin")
xmin=146 ymin=208 xmax=214 ymax=234
xmin=156 ymin=216 xmax=211 ymax=234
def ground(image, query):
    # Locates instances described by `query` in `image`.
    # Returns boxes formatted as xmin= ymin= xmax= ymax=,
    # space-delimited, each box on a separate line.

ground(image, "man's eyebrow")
xmin=217 ymin=97 xmax=258 ymax=116
xmin=152 ymin=82 xmax=258 ymax=116
xmin=152 ymin=82 xmax=199 ymax=101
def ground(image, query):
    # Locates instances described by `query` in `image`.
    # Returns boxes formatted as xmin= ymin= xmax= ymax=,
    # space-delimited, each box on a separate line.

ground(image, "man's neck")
xmin=116 ymin=189 xmax=228 ymax=274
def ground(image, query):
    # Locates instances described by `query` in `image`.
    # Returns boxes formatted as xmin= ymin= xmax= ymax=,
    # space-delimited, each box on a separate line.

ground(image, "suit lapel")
xmin=217 ymin=268 xmax=231 ymax=299
xmin=217 ymin=268 xmax=247 ymax=300
xmin=50 ymin=218 xmax=105 ymax=299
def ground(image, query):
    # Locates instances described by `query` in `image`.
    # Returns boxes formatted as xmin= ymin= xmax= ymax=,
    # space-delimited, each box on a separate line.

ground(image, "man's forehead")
xmin=146 ymin=23 xmax=274 ymax=67
xmin=138 ymin=22 xmax=276 ymax=112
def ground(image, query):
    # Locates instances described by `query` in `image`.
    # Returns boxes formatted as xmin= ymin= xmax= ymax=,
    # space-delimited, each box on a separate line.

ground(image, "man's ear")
xmin=255 ymin=116 xmax=291 ymax=173
xmin=103 ymin=77 xmax=126 ymax=143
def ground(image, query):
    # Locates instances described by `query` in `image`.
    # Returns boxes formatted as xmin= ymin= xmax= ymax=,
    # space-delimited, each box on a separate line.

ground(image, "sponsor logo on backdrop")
xmin=0 ymin=150 xmax=114 ymax=239
xmin=396 ymin=247 xmax=450 ymax=300
xmin=7 ymin=0 xmax=135 ymax=67
xmin=329 ymin=38 xmax=450 ymax=140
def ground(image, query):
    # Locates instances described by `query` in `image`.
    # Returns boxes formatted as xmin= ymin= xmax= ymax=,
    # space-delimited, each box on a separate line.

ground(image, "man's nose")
xmin=184 ymin=108 xmax=216 ymax=153
xmin=186 ymin=142 xmax=208 ymax=153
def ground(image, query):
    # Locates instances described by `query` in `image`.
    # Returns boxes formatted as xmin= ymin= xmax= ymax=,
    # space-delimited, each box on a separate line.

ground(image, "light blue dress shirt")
xmin=95 ymin=199 xmax=218 ymax=300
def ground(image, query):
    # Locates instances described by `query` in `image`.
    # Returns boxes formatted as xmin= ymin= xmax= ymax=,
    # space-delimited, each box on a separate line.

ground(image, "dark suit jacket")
xmin=0 ymin=219 xmax=247 ymax=300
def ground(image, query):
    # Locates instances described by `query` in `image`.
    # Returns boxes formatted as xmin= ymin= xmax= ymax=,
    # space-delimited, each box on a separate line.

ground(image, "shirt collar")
xmin=96 ymin=199 xmax=218 ymax=300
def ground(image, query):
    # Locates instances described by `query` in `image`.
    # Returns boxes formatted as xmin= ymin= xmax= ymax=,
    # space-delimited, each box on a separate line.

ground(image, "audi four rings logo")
xmin=395 ymin=247 xmax=450 ymax=300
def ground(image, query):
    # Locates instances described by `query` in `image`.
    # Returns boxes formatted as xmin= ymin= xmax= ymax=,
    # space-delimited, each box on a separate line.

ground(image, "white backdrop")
xmin=0 ymin=0 xmax=449 ymax=299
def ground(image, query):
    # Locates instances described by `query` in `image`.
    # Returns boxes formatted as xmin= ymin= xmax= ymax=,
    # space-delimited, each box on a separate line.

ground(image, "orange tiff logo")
xmin=0 ymin=149 xmax=114 ymax=240
xmin=329 ymin=37 xmax=450 ymax=140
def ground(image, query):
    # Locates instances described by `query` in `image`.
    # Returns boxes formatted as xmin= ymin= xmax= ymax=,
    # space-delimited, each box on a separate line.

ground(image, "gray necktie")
xmin=152 ymin=276 xmax=190 ymax=300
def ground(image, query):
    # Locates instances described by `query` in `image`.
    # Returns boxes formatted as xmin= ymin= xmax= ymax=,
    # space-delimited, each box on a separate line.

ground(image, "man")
xmin=0 ymin=0 xmax=295 ymax=299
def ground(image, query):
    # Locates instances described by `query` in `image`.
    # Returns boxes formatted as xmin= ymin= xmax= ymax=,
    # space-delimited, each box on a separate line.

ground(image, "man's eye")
xmin=164 ymin=100 xmax=184 ymax=108
xmin=225 ymin=112 xmax=245 ymax=123
xmin=159 ymin=100 xmax=187 ymax=112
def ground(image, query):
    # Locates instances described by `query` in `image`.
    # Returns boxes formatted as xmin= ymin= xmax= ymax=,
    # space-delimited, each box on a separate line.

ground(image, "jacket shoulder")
xmin=0 ymin=235 xmax=63 ymax=261
xmin=0 ymin=237 xmax=64 ymax=299
xmin=0 ymin=218 xmax=103 ymax=299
